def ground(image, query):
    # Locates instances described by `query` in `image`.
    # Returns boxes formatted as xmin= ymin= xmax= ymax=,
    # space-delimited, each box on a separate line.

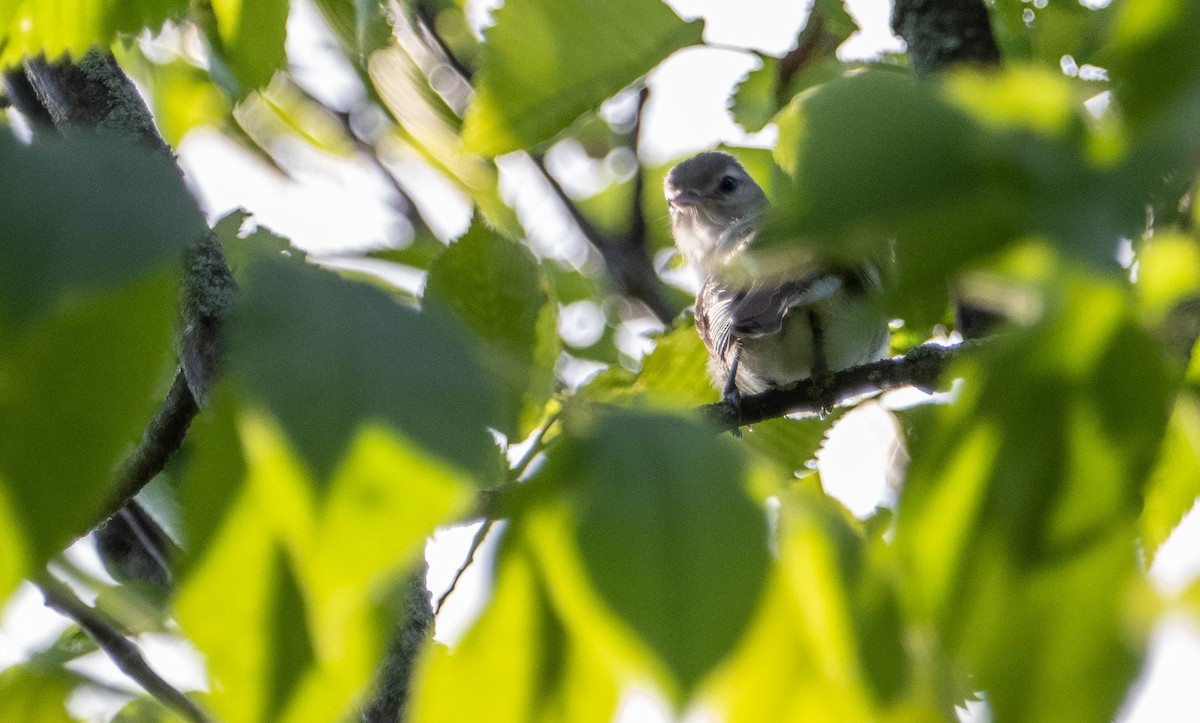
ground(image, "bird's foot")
xmin=722 ymin=387 xmax=744 ymax=437
xmin=811 ymin=369 xmax=836 ymax=420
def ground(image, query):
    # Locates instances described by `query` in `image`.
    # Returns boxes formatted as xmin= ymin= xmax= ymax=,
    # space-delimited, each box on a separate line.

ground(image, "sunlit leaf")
xmin=112 ymin=697 xmax=190 ymax=722
xmin=369 ymin=44 xmax=521 ymax=235
xmin=529 ymin=408 xmax=770 ymax=699
xmin=707 ymin=488 xmax=928 ymax=721
xmin=311 ymin=0 xmax=393 ymax=60
xmin=207 ymin=0 xmax=290 ymax=92
xmin=0 ymin=665 xmax=75 ymax=723
xmin=410 ymin=534 xmax=619 ymax=723
xmin=575 ymin=321 xmax=715 ymax=410
xmin=233 ymin=74 xmax=356 ymax=158
xmin=1141 ymin=394 xmax=1200 ymax=565
xmin=119 ymin=49 xmax=232 ymax=146
xmin=179 ymin=391 xmax=474 ymax=722
xmin=896 ymin=272 xmax=1176 ymax=723
xmin=942 ymin=66 xmax=1076 ymax=136
xmin=0 ymin=0 xmax=187 ymax=66
xmin=462 ymin=0 xmax=703 ymax=154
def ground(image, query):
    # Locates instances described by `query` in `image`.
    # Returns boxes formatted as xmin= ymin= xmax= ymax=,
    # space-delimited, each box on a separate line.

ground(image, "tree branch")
xmin=38 ymin=576 xmax=209 ymax=723
xmin=360 ymin=568 xmax=434 ymax=723
xmin=434 ymin=520 xmax=493 ymax=617
xmin=891 ymin=0 xmax=1001 ymax=75
xmin=701 ymin=341 xmax=975 ymax=430
xmin=404 ymin=10 xmax=677 ymax=324
xmin=11 ymin=51 xmax=236 ymax=528
xmin=287 ymin=77 xmax=437 ymax=239
xmin=99 ymin=371 xmax=198 ymax=522
xmin=533 ymin=150 xmax=676 ymax=324
xmin=413 ymin=1 xmax=474 ymax=83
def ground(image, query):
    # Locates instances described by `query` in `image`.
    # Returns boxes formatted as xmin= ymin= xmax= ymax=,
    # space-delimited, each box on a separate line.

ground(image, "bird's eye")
xmin=717 ymin=175 xmax=738 ymax=194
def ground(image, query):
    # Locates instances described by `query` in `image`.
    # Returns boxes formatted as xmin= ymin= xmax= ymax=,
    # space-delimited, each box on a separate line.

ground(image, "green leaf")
xmin=367 ymin=231 xmax=449 ymax=272
xmin=424 ymin=223 xmax=559 ymax=438
xmin=895 ymin=272 xmax=1176 ymax=723
xmin=1104 ymin=0 xmax=1200 ymax=131
xmin=573 ymin=321 xmax=716 ymax=411
xmin=462 ymin=0 xmax=703 ymax=154
xmin=112 ymin=697 xmax=190 ymax=722
xmin=0 ymin=135 xmax=188 ymax=603
xmin=410 ymin=534 xmax=619 ymax=723
xmin=0 ymin=666 xmax=75 ymax=723
xmin=176 ymin=468 xmax=313 ymax=723
xmin=707 ymin=489 xmax=920 ymax=721
xmin=1141 ymin=393 xmax=1200 ymax=565
xmin=207 ymin=0 xmax=290 ymax=92
xmin=233 ymin=74 xmax=357 ymax=158
xmin=368 ymin=44 xmax=522 ymax=236
xmin=741 ymin=409 xmax=846 ymax=475
xmin=729 ymin=2 xmax=857 ymax=135
xmin=229 ymin=257 xmax=504 ymax=480
xmin=118 ymin=49 xmax=232 ymax=146
xmin=0 ymin=0 xmax=188 ymax=65
xmin=729 ymin=55 xmax=781 ymax=134
xmin=989 ymin=0 xmax=1113 ymax=67
xmin=761 ymin=70 xmax=1141 ymax=328
xmin=539 ymin=408 xmax=771 ymax=699
xmin=311 ymin=0 xmax=393 ymax=60
xmin=212 ymin=210 xmax=306 ymax=285
xmin=179 ymin=391 xmax=474 ymax=722
xmin=0 ymin=133 xmax=204 ymax=322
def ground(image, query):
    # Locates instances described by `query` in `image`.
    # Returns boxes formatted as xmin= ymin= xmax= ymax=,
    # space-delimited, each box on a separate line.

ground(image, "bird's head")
xmin=664 ymin=151 xmax=767 ymax=277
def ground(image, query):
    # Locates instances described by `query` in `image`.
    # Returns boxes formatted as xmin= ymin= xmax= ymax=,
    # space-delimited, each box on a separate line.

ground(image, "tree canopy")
xmin=2 ymin=1 xmax=1200 ymax=721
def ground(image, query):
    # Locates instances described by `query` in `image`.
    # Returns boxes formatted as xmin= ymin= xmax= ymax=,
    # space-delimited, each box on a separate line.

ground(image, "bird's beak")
xmin=668 ymin=192 xmax=700 ymax=210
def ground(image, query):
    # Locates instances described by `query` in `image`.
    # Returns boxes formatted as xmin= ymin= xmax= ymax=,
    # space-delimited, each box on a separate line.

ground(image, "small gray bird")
xmin=664 ymin=151 xmax=889 ymax=408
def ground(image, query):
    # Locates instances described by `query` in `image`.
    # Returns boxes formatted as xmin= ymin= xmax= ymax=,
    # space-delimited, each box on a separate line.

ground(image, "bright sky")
xmin=3 ymin=1 xmax=1199 ymax=721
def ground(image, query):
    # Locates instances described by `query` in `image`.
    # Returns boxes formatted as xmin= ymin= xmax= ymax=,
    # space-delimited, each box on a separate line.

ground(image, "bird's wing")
xmin=698 ymin=261 xmax=882 ymax=361
xmin=695 ymin=276 xmax=731 ymax=360
xmin=730 ymin=273 xmax=844 ymax=335
xmin=696 ymin=272 xmax=840 ymax=361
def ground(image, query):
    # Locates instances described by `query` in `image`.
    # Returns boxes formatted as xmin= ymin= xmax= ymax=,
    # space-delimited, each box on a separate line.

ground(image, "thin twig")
xmin=434 ymin=520 xmax=494 ymax=617
xmin=508 ymin=410 xmax=561 ymax=482
xmin=412 ymin=1 xmax=474 ymax=82
xmin=624 ymin=86 xmax=651 ymax=250
xmin=533 ymin=154 xmax=676 ymax=323
xmin=400 ymin=8 xmax=677 ymax=323
xmin=38 ymin=576 xmax=210 ymax=723
xmin=288 ymin=77 xmax=436 ymax=238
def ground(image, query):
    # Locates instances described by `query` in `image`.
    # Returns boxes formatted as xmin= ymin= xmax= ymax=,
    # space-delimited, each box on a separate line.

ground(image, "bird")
xmin=663 ymin=151 xmax=889 ymax=413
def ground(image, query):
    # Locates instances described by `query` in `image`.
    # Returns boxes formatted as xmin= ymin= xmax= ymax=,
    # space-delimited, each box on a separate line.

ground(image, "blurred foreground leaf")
xmin=0 ymin=0 xmax=187 ymax=66
xmin=896 ymin=272 xmax=1175 ymax=723
xmin=410 ymin=533 xmax=619 ymax=723
xmin=519 ymin=408 xmax=770 ymax=701
xmin=229 ymin=257 xmax=504 ymax=480
xmin=0 ymin=135 xmax=193 ymax=603
xmin=178 ymin=390 xmax=474 ymax=722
